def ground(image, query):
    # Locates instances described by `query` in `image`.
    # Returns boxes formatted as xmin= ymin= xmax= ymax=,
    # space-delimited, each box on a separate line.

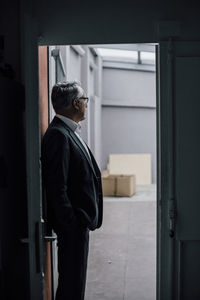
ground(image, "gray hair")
xmin=51 ymin=80 xmax=83 ymax=111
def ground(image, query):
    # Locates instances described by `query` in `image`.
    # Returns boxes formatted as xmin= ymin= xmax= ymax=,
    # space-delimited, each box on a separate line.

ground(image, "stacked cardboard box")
xmin=102 ymin=170 xmax=136 ymax=197
xmin=108 ymin=154 xmax=152 ymax=185
xmin=102 ymin=153 xmax=152 ymax=197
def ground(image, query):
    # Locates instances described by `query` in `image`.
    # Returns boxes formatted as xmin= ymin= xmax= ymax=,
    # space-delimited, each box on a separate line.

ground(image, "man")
xmin=41 ymin=81 xmax=103 ymax=300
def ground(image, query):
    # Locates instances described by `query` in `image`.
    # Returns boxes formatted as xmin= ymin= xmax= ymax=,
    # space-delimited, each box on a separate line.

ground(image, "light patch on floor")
xmin=85 ymin=184 xmax=156 ymax=300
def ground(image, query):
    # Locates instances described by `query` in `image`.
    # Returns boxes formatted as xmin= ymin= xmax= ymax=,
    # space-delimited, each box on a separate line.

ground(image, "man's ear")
xmin=72 ymin=99 xmax=80 ymax=110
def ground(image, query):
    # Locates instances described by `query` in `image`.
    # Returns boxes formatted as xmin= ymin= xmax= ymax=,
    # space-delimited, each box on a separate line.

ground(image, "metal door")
xmin=38 ymin=45 xmax=55 ymax=300
xmin=157 ymin=41 xmax=200 ymax=300
xmin=22 ymin=12 xmax=44 ymax=299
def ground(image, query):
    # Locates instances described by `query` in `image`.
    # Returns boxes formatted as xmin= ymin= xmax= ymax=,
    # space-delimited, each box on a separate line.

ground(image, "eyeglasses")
xmin=77 ymin=97 xmax=89 ymax=104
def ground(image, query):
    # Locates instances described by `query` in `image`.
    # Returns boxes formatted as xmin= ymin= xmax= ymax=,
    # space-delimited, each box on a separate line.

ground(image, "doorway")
xmin=39 ymin=43 xmax=157 ymax=300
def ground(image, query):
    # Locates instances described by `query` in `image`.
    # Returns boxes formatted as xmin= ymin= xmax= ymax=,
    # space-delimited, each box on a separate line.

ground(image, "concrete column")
xmin=48 ymin=46 xmax=56 ymax=121
xmin=65 ymin=45 xmax=70 ymax=80
xmin=81 ymin=46 xmax=91 ymax=146
xmin=94 ymin=55 xmax=103 ymax=168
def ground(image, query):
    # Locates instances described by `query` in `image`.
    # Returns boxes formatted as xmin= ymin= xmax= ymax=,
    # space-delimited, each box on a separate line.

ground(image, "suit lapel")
xmin=53 ymin=116 xmax=97 ymax=177
xmin=69 ymin=131 xmax=97 ymax=177
xmin=86 ymin=145 xmax=101 ymax=176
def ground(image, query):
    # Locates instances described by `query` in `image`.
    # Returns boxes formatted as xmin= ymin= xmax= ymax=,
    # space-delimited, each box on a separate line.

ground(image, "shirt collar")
xmin=56 ymin=114 xmax=79 ymax=132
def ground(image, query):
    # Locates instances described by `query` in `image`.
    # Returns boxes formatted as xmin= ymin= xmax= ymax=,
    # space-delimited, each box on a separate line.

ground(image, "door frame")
xmin=21 ymin=13 xmax=45 ymax=300
xmin=156 ymin=41 xmax=177 ymax=300
xmin=22 ymin=16 xmax=172 ymax=297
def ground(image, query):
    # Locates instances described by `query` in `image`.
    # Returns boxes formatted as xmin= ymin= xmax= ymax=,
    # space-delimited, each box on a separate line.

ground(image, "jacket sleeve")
xmin=42 ymin=129 xmax=78 ymax=232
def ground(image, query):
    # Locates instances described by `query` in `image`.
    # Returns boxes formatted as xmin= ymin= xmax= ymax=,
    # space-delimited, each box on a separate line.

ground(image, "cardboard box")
xmin=102 ymin=171 xmax=136 ymax=197
xmin=109 ymin=154 xmax=152 ymax=184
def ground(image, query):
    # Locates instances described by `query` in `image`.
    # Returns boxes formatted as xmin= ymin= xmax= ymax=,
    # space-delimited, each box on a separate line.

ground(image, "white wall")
xmin=67 ymin=47 xmax=82 ymax=82
xmin=103 ymin=68 xmax=156 ymax=107
xmin=102 ymin=66 xmax=156 ymax=183
xmin=102 ymin=106 xmax=156 ymax=182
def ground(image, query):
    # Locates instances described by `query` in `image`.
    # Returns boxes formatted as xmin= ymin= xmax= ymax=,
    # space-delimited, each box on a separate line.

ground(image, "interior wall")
xmin=0 ymin=1 xmax=21 ymax=81
xmin=102 ymin=106 xmax=156 ymax=182
xmin=36 ymin=1 xmax=200 ymax=45
xmin=102 ymin=68 xmax=156 ymax=107
xmin=0 ymin=1 xmax=30 ymax=298
xmin=68 ymin=47 xmax=82 ymax=82
xmin=102 ymin=67 xmax=156 ymax=183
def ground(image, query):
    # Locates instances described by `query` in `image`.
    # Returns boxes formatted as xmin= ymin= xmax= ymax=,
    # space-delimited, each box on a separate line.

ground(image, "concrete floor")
xmin=85 ymin=184 xmax=156 ymax=300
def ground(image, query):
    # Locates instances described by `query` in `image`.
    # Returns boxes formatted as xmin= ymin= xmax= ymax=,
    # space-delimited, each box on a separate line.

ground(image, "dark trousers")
xmin=55 ymin=227 xmax=89 ymax=300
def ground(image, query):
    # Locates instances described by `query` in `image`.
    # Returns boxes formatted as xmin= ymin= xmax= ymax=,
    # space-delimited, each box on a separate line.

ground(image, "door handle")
xmin=35 ymin=221 xmax=57 ymax=275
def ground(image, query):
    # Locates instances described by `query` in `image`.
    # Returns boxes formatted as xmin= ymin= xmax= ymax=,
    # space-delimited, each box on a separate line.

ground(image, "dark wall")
xmin=1 ymin=0 xmax=200 ymax=299
xmin=0 ymin=1 xmax=21 ymax=81
xmin=35 ymin=0 xmax=200 ymax=45
xmin=0 ymin=1 xmax=29 ymax=299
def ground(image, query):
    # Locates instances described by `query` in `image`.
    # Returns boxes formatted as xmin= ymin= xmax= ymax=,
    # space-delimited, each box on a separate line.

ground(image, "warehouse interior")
xmin=41 ymin=43 xmax=156 ymax=299
xmin=1 ymin=1 xmax=200 ymax=299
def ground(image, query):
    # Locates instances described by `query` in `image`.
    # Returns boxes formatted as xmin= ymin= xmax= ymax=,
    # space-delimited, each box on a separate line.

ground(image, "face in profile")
xmin=78 ymin=92 xmax=88 ymax=121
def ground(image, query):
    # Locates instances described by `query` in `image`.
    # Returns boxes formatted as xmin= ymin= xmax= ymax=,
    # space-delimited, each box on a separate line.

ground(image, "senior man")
xmin=41 ymin=81 xmax=103 ymax=300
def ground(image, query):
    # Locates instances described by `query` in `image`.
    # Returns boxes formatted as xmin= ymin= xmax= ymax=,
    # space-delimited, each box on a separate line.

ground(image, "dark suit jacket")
xmin=41 ymin=116 xmax=103 ymax=234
